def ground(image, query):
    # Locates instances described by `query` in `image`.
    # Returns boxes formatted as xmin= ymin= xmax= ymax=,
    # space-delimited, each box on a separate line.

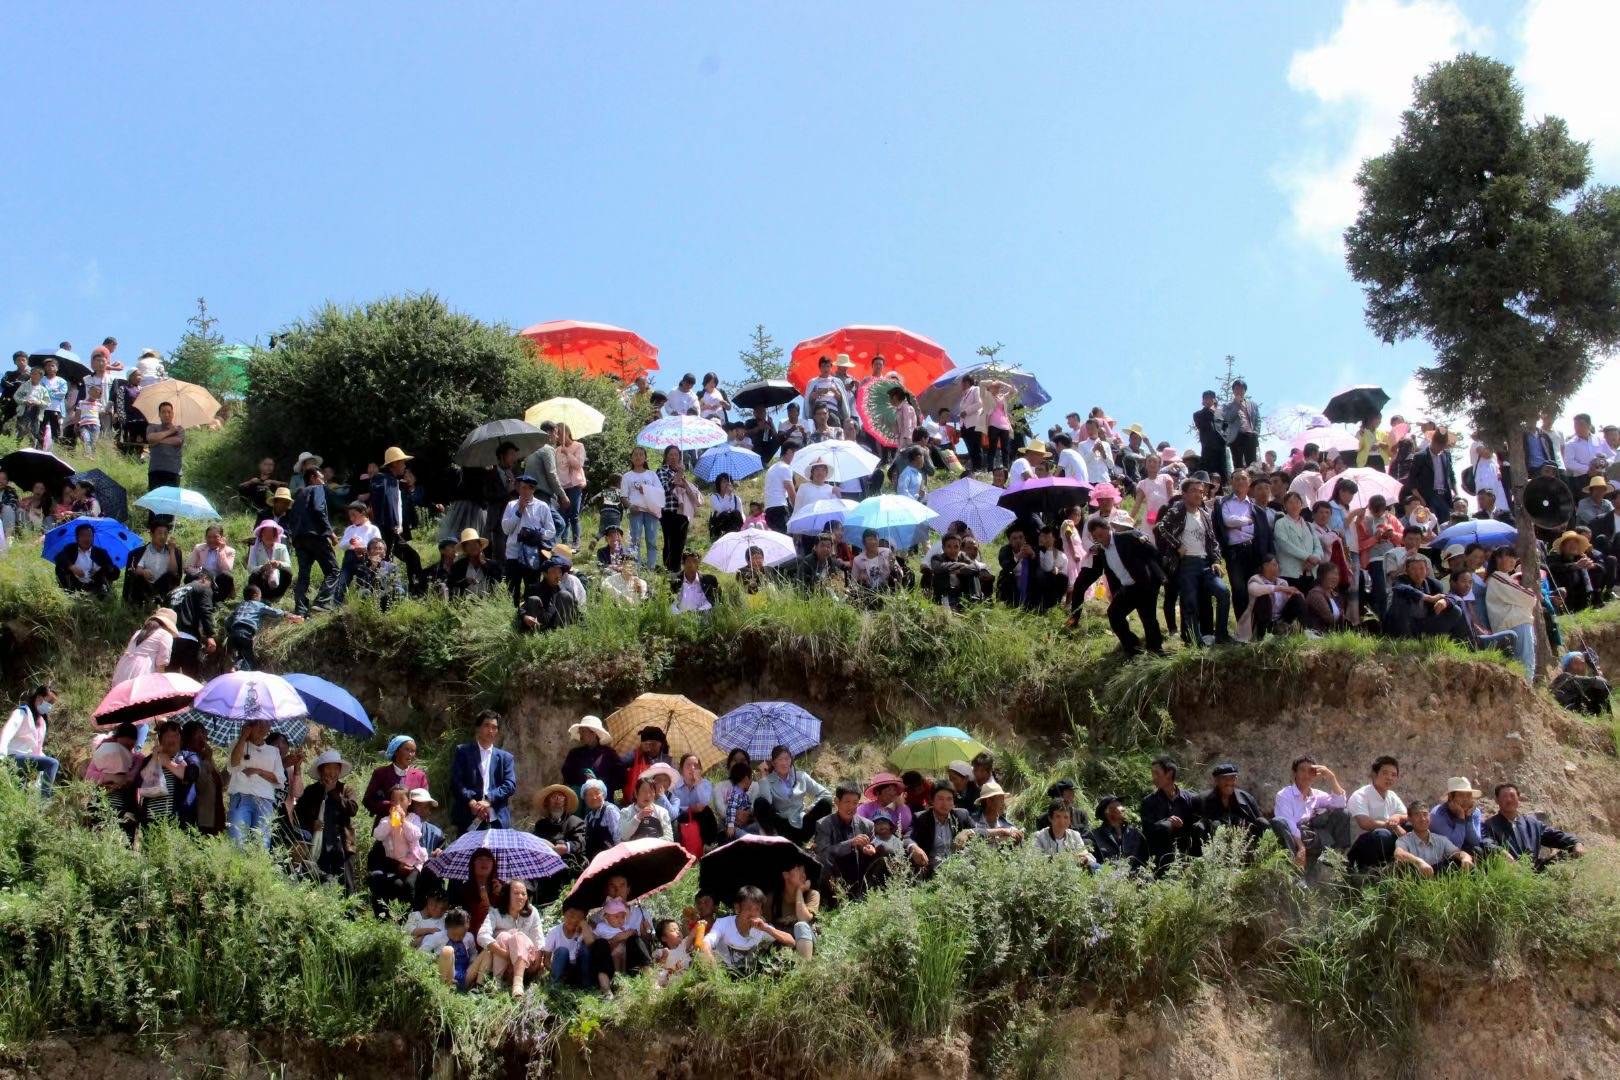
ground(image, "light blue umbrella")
xmin=1436 ymin=518 xmax=1517 ymax=547
xmin=135 ymin=485 xmax=220 ymax=520
xmin=694 ymin=443 xmax=763 ymax=484
xmin=844 ymin=494 xmax=937 ymax=546
xmin=787 ymin=497 xmax=858 ymax=536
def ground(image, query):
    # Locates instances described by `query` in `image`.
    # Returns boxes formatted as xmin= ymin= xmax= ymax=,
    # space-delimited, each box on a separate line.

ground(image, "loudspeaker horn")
xmin=1523 ymin=475 xmax=1574 ymax=530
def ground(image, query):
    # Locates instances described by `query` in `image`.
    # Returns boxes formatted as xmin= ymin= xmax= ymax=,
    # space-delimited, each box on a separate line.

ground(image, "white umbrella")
xmin=703 ymin=527 xmax=797 ymax=573
xmin=787 ymin=497 xmax=857 ymax=536
xmin=789 ymin=439 xmax=879 ymax=483
xmin=1337 ymin=467 xmax=1404 ymax=511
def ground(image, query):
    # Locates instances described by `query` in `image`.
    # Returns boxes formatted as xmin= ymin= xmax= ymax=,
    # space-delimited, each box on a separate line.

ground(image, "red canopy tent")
xmin=519 ymin=320 xmax=659 ymax=382
xmin=787 ymin=325 xmax=954 ymax=394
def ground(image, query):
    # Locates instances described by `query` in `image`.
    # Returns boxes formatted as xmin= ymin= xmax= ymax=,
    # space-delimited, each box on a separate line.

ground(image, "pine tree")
xmin=736 ymin=323 xmax=786 ymax=383
xmin=167 ymin=297 xmax=234 ymax=395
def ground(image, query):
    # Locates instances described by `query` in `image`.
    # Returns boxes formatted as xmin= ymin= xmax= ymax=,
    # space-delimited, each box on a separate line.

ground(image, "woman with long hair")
xmin=709 ymin=472 xmax=744 ymax=540
xmin=454 ymin=848 xmax=503 ymax=937
xmin=656 ymin=445 xmax=700 ymax=572
xmin=698 ymin=372 xmax=731 ymax=425
xmin=555 ymin=422 xmax=586 ymax=547
xmin=618 ymin=446 xmax=664 ymax=569
xmin=470 ymin=879 xmax=544 ymax=996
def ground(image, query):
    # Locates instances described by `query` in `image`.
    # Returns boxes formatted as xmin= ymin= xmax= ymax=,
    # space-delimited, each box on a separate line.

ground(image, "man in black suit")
xmin=1087 ymin=795 xmax=1145 ymax=869
xmin=1409 ymin=428 xmax=1458 ymax=518
xmin=53 ymin=522 xmax=120 ymax=596
xmin=1068 ymin=517 xmax=1165 ymax=655
xmin=1482 ymin=783 xmax=1583 ymax=868
xmin=1194 ymin=390 xmax=1228 ymax=479
xmin=906 ymin=783 xmax=975 ymax=878
xmin=1140 ymin=756 xmax=1202 ymax=875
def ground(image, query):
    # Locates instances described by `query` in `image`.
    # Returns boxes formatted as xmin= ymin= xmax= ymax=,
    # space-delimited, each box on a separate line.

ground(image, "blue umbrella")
xmin=40 ymin=516 xmax=143 ymax=564
xmin=283 ymin=674 xmax=374 ymax=739
xmin=900 ymin=725 xmax=974 ymax=744
xmin=694 ymin=443 xmax=764 ymax=484
xmin=844 ymin=494 xmax=937 ymax=547
xmin=712 ymin=702 xmax=822 ymax=760
xmin=916 ymin=362 xmax=1051 ymax=416
xmin=1436 ymin=518 xmax=1518 ymax=547
xmin=426 ymin=827 xmax=567 ymax=882
xmin=135 ymin=485 xmax=220 ymax=520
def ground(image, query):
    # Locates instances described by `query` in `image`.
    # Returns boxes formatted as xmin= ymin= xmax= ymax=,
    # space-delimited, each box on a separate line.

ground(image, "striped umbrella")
xmin=711 ymin=702 xmax=822 ymax=760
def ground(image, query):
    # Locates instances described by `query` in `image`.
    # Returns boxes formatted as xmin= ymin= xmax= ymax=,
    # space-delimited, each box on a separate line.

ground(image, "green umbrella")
xmin=891 ymin=726 xmax=988 ymax=773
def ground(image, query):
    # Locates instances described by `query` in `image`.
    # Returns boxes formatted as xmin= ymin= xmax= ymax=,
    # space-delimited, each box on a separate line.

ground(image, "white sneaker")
xmin=1200 ymin=634 xmax=1216 ymax=647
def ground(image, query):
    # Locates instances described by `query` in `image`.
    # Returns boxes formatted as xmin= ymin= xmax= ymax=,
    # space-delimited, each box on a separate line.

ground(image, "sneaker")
xmin=1200 ymin=634 xmax=1216 ymax=647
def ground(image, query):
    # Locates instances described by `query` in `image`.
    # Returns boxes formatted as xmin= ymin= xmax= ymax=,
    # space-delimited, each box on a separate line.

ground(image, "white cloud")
xmin=1518 ymin=0 xmax=1620 ymax=178
xmin=1560 ymin=353 xmax=1620 ymax=431
xmin=1280 ymin=0 xmax=1486 ymax=252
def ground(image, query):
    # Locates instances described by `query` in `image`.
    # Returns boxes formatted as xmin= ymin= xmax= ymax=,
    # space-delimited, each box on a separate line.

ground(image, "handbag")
xmin=678 ymin=817 xmax=705 ymax=858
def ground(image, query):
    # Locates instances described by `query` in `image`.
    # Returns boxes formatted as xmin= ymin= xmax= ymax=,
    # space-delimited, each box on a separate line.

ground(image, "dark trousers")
xmin=1199 ymin=440 xmax=1230 ymax=480
xmin=247 ymin=566 xmax=291 ymax=602
xmin=1176 ymin=556 xmax=1231 ymax=644
xmin=752 ymin=796 xmax=833 ymax=845
xmin=1250 ymin=589 xmax=1305 ymax=641
xmin=171 ymin=637 xmax=205 ymax=679
xmin=1348 ymin=828 xmax=1398 ymax=871
xmin=765 ymin=505 xmax=789 ymax=534
xmin=962 ymin=429 xmax=985 ymax=472
xmin=383 ymin=534 xmax=423 ymax=592
xmin=1084 ymin=580 xmax=1163 ymax=655
xmin=506 ymin=560 xmax=536 ymax=605
xmin=124 ymin=571 xmax=178 ymax=608
xmin=1367 ymin=561 xmax=1389 ymax=621
xmin=292 ymin=535 xmax=339 ymax=616
xmin=985 ymin=427 xmax=1011 ymax=470
xmin=1229 ymin=433 xmax=1258 ymax=470
xmin=148 ymin=469 xmax=180 ymax=491
xmin=661 ymin=512 xmax=689 ymax=572
xmin=589 ymin=934 xmax=652 ymax=981
xmin=1225 ymin=542 xmax=1260 ymax=616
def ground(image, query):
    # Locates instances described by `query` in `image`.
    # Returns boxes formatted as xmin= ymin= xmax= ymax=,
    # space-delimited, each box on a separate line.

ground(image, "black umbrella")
xmin=732 ymin=380 xmax=799 ymax=410
xmin=28 ymin=349 xmax=91 ymax=384
xmin=0 ymin=448 xmax=74 ymax=491
xmin=996 ymin=477 xmax=1091 ymax=522
xmin=697 ymin=834 xmax=821 ymax=904
xmin=70 ymin=468 xmax=129 ymax=523
xmin=1322 ymin=385 xmax=1390 ymax=425
xmin=455 ymin=419 xmax=547 ymax=469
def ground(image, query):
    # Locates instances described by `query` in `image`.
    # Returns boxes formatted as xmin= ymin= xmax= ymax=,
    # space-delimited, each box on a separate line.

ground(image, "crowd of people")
xmin=1 ymin=341 xmax=1613 ymax=998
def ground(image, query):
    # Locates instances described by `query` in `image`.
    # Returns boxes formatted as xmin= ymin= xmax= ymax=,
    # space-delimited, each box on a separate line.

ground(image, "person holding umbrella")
xmin=226 ymin=717 xmax=285 ymax=850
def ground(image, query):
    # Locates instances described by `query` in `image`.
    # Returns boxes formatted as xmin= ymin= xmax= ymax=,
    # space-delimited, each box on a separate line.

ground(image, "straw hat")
xmin=270 ymin=487 xmax=294 ymax=507
xmin=1556 ymin=531 xmax=1591 ymax=554
xmin=1586 ymin=476 xmax=1612 ymax=493
xmin=537 ymin=783 xmax=580 ymax=815
xmin=312 ymin=749 xmax=352 ymax=779
xmin=974 ymin=780 xmax=1008 ymax=804
xmin=146 ymin=607 xmax=180 ymax=637
xmin=833 ymin=353 xmax=855 ymax=368
xmin=1022 ymin=439 xmax=1050 ymax=458
xmin=382 ymin=446 xmax=413 ymax=467
xmin=1445 ymin=776 xmax=1482 ymax=798
xmin=1125 ymin=424 xmax=1146 ymax=438
xmin=642 ymin=762 xmax=681 ymax=786
xmin=457 ymin=528 xmax=488 ymax=550
xmin=569 ymin=715 xmax=610 ymax=742
xmin=407 ymin=788 xmax=438 ymax=810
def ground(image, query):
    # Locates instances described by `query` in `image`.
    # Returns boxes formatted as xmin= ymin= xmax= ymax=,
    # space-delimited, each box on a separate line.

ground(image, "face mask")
xmin=36 ymin=701 xmax=53 ymax=716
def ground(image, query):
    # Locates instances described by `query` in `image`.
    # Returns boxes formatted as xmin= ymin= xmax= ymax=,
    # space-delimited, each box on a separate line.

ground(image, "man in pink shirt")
xmin=1273 ymin=755 xmax=1351 ymax=869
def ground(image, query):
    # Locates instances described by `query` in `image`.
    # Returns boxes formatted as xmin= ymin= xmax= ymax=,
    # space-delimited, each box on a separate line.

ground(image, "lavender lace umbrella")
xmin=426 ymin=828 xmax=567 ymax=882
xmin=925 ymin=477 xmax=1017 ymax=540
xmin=192 ymin=671 xmax=310 ymax=746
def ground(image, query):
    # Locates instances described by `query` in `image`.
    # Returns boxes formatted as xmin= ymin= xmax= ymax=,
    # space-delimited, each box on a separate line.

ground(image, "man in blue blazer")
xmin=450 ymin=710 xmax=517 ymax=833
xmin=1482 ymin=782 xmax=1583 ymax=867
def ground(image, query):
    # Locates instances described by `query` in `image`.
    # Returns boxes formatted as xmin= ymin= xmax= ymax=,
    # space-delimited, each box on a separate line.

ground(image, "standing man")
xmin=1220 ymin=380 xmax=1260 ymax=471
xmin=1140 ymin=755 xmax=1201 ymax=874
xmin=502 ymin=474 xmax=555 ymax=605
xmin=763 ymin=440 xmax=799 ymax=534
xmin=288 ymin=456 xmax=339 ymax=616
xmin=1214 ymin=469 xmax=1272 ymax=617
xmin=0 ymin=351 xmax=27 ymax=437
xmin=523 ymin=422 xmax=567 ymax=509
xmin=450 ymin=710 xmax=516 ymax=834
xmin=1409 ymin=428 xmax=1458 ymax=519
xmin=145 ymin=400 xmax=185 ymax=490
xmin=227 ymin=717 xmax=285 ymax=850
xmin=1155 ymin=474 xmax=1231 ymax=646
xmin=1194 ymin=390 xmax=1228 ymax=478
xmin=1563 ymin=413 xmax=1608 ymax=503
xmin=1068 ymin=517 xmax=1165 ymax=655
xmin=369 ymin=446 xmax=423 ymax=588
xmin=1273 ymin=755 xmax=1352 ymax=870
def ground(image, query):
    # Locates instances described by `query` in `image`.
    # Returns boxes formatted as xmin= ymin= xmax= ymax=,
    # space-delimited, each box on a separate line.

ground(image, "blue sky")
xmin=4 ymin=1 xmax=1616 ymax=448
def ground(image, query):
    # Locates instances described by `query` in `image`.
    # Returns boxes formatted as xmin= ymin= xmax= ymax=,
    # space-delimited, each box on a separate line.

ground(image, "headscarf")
xmin=1561 ymin=651 xmax=1585 ymax=671
xmin=385 ymin=734 xmax=416 ymax=764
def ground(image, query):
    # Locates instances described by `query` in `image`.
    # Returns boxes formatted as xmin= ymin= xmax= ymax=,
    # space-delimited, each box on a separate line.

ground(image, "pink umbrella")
xmin=93 ymin=672 xmax=204 ymax=728
xmin=1338 ymin=467 xmax=1404 ymax=511
xmin=562 ymin=837 xmax=695 ymax=912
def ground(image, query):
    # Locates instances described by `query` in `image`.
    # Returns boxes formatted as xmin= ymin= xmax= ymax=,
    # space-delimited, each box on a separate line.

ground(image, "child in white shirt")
xmin=406 ymin=892 xmax=450 ymax=949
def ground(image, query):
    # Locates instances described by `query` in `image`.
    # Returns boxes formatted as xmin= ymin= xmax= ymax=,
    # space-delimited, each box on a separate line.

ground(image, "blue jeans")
xmin=1176 ymin=556 xmax=1231 ymax=644
xmin=628 ymin=510 xmax=658 ymax=567
xmin=550 ymin=945 xmax=592 ymax=987
xmin=1480 ymin=625 xmax=1535 ymax=682
xmin=9 ymin=752 xmax=60 ymax=794
xmin=227 ymin=793 xmax=275 ymax=849
xmin=563 ymin=486 xmax=584 ymax=545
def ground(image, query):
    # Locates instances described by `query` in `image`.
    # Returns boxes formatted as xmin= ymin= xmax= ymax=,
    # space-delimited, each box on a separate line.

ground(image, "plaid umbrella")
xmin=426 ymin=827 xmax=567 ymax=882
xmin=712 ymin=702 xmax=822 ymax=760
xmin=694 ymin=444 xmax=763 ymax=484
xmin=925 ymin=477 xmax=1016 ymax=540
xmin=70 ymin=469 xmax=129 ymax=523
xmin=563 ymin=837 xmax=694 ymax=911
xmin=855 ymin=377 xmax=906 ymax=449
xmin=699 ymin=834 xmax=821 ymax=902
xmin=176 ymin=707 xmax=310 ymax=748
xmin=606 ymin=693 xmax=724 ymax=771
xmin=636 ymin=415 xmax=727 ymax=452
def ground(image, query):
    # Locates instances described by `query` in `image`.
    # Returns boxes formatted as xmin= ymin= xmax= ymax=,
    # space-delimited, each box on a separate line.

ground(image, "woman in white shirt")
xmin=708 ymin=473 xmax=745 ymax=539
xmin=245 ymin=521 xmax=292 ymax=601
xmin=794 ymin=463 xmax=839 ymax=508
xmin=617 ymin=447 xmax=665 ymax=569
xmin=112 ymin=608 xmax=177 ymax=685
xmin=2 ymin=685 xmax=59 ymax=793
xmin=698 ymin=372 xmax=731 ymax=424
xmin=471 ymin=880 xmax=545 ymax=997
xmin=186 ymin=524 xmax=237 ymax=602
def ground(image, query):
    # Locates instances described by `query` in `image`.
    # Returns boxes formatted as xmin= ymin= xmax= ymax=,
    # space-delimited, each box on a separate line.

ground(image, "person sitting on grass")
xmin=767 ymin=861 xmax=820 ymax=960
xmin=225 ymin=584 xmax=303 ymax=671
xmin=1033 ymin=800 xmax=1097 ymax=866
xmin=1551 ymin=650 xmax=1611 ymax=716
xmin=1273 ymin=755 xmax=1351 ymax=870
xmin=2 ymin=685 xmax=61 ymax=796
xmin=1198 ymin=762 xmax=1294 ymax=855
xmin=1036 ymin=779 xmax=1087 ymax=833
xmin=670 ymin=549 xmax=719 ymax=614
xmin=1482 ymin=782 xmax=1585 ymax=868
xmin=1393 ymin=800 xmax=1473 ymax=877
xmin=54 ymin=521 xmax=121 ymax=596
xmin=579 ymin=779 xmax=619 ymax=860
xmin=906 ymin=781 xmax=975 ymax=876
xmin=543 ymin=903 xmax=594 ymax=989
xmin=652 ymin=917 xmax=694 ymax=986
xmin=428 ymin=908 xmax=478 ymax=991
xmin=703 ymin=886 xmax=798 ymax=973
xmin=1141 ymin=756 xmax=1201 ymax=874
xmin=1428 ymin=777 xmax=1496 ymax=858
xmin=471 ymin=879 xmax=544 ymax=997
xmin=754 ymin=744 xmax=834 ymax=844
xmin=1346 ymin=756 xmax=1407 ymax=871
xmin=515 ymin=556 xmax=581 ymax=633
xmin=592 ymin=898 xmax=637 ymax=993
xmin=619 ymin=774 xmax=673 ymax=842
xmin=970 ymin=781 xmax=1024 ymax=845
xmin=405 ymin=890 xmax=451 ymax=950
xmin=371 ymin=784 xmax=429 ymax=905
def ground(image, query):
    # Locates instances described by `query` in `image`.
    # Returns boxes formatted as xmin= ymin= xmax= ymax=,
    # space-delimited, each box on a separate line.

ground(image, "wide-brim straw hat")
xmin=1556 ymin=531 xmax=1591 ymax=554
xmin=270 ymin=487 xmax=294 ymax=507
xmin=570 ymin=715 xmax=610 ymax=742
xmin=1586 ymin=476 xmax=1611 ymax=493
xmin=457 ymin=528 xmax=488 ymax=550
xmin=382 ymin=446 xmax=413 ymax=467
xmin=1445 ymin=776 xmax=1482 ymax=798
xmin=407 ymin=787 xmax=439 ymax=809
xmin=1023 ymin=439 xmax=1050 ymax=458
xmin=146 ymin=607 xmax=180 ymax=637
xmin=537 ymin=783 xmax=580 ymax=815
xmin=975 ymin=780 xmax=1008 ymax=804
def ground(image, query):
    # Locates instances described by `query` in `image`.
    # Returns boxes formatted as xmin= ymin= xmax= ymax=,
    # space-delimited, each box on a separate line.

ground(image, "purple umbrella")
xmin=712 ymin=702 xmax=822 ymax=761
xmin=996 ymin=476 xmax=1091 ymax=520
xmin=925 ymin=477 xmax=1017 ymax=540
xmin=192 ymin=672 xmax=309 ymax=745
xmin=426 ymin=828 xmax=567 ymax=882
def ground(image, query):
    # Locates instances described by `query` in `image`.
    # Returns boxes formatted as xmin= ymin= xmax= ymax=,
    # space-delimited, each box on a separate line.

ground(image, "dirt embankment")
xmin=1164 ymin=652 xmax=1620 ymax=841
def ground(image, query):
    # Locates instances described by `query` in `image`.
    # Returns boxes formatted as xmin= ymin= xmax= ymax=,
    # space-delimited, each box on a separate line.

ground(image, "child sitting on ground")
xmin=406 ymin=890 xmax=450 ymax=949
xmin=542 ymin=904 xmax=593 ymax=988
xmin=652 ymin=918 xmax=692 ymax=987
xmin=426 ymin=909 xmax=477 ymax=990
xmin=593 ymin=898 xmax=634 ymax=993
xmin=744 ymin=500 xmax=767 ymax=529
